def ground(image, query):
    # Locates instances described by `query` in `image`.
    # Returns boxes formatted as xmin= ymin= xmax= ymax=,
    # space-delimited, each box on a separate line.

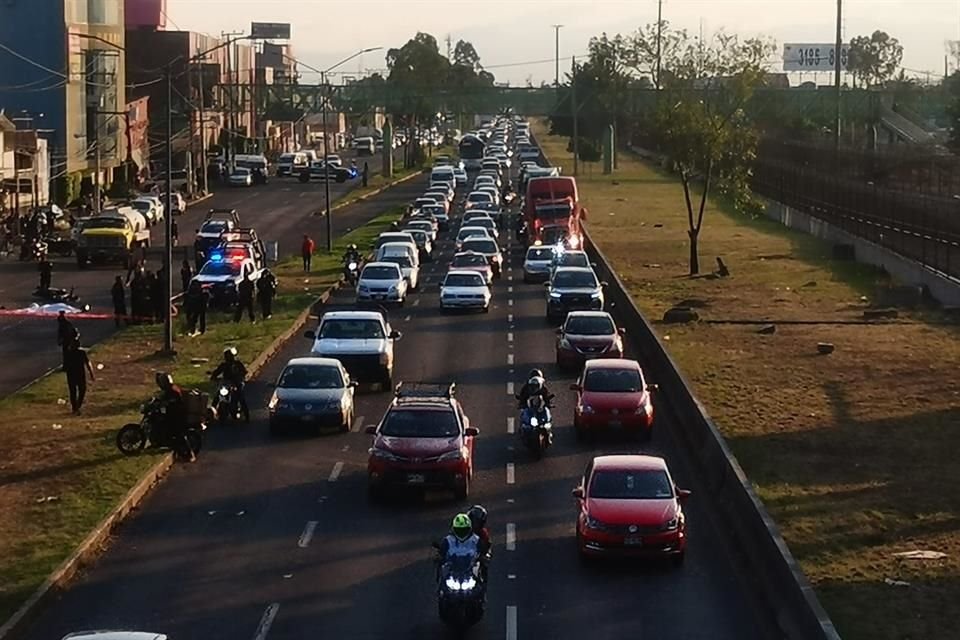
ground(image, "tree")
xmin=453 ymin=40 xmax=481 ymax=71
xmin=946 ymin=71 xmax=960 ymax=152
xmin=652 ymin=28 xmax=775 ymax=274
xmin=848 ymin=31 xmax=903 ymax=88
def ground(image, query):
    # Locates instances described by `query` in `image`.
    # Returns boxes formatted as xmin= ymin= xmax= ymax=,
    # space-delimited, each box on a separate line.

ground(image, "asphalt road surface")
xmin=0 ymin=152 xmax=422 ymax=398
xmin=20 ymin=182 xmax=768 ymax=639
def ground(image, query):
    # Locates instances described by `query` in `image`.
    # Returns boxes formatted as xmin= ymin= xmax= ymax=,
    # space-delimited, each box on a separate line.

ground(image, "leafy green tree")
xmin=848 ymin=31 xmax=903 ymax=88
xmin=652 ymin=29 xmax=775 ymax=274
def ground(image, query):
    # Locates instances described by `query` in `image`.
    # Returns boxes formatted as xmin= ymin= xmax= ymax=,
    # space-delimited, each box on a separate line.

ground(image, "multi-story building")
xmin=0 ymin=0 xmax=127 ymax=196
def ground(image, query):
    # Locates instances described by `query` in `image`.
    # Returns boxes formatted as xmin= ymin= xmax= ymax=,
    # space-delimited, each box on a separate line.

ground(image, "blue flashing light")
xmin=210 ymin=252 xmax=225 ymax=263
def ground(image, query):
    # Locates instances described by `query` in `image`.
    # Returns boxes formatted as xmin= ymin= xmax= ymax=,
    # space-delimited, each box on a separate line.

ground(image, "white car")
xmin=356 ymin=262 xmax=408 ymax=304
xmin=162 ymin=192 xmax=186 ymax=216
xmin=453 ymin=167 xmax=468 ymax=185
xmin=475 ymin=184 xmax=501 ymax=205
xmin=325 ymin=154 xmax=343 ymax=167
xmin=228 ymin=168 xmax=253 ymax=187
xmin=523 ymin=245 xmax=556 ymax=282
xmin=130 ymin=197 xmax=163 ymax=225
xmin=404 ymin=219 xmax=437 ymax=243
xmin=379 ymin=252 xmax=420 ymax=292
xmin=475 ymin=174 xmax=502 ymax=191
xmin=465 ymin=191 xmax=495 ymax=210
xmin=440 ymin=269 xmax=491 ymax=312
xmin=465 ymin=215 xmax=499 ymax=240
xmin=305 ymin=309 xmax=402 ymax=385
xmin=455 ymin=226 xmax=493 ymax=250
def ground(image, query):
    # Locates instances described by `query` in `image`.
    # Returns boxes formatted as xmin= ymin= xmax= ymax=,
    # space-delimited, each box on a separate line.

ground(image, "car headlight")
xmin=358 ymin=283 xmax=369 ymax=292
xmin=459 ymin=576 xmax=476 ymax=591
xmin=268 ymin=395 xmax=278 ymax=410
xmin=591 ymin=291 xmax=603 ymax=299
xmin=635 ymin=402 xmax=651 ymax=415
xmin=529 ymin=416 xmax=539 ymax=427
xmin=437 ymin=449 xmax=465 ymax=462
xmin=369 ymin=448 xmax=401 ymax=461
xmin=662 ymin=517 xmax=679 ymax=531
xmin=219 ymin=386 xmax=230 ymax=397
xmin=559 ymin=337 xmax=571 ymax=350
xmin=327 ymin=400 xmax=343 ymax=411
xmin=388 ymin=284 xmax=397 ymax=293
xmin=581 ymin=404 xmax=595 ymax=415
xmin=585 ymin=516 xmax=607 ymax=531
xmin=549 ymin=291 xmax=562 ymax=299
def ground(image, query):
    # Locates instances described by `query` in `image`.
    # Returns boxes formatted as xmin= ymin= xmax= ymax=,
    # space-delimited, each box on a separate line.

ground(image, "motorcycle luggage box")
xmin=184 ymin=390 xmax=210 ymax=423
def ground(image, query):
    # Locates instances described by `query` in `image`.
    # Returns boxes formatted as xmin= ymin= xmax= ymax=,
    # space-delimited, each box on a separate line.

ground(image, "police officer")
xmin=234 ymin=272 xmax=256 ymax=323
xmin=63 ymin=337 xmax=95 ymax=414
xmin=56 ymin=311 xmax=78 ymax=362
xmin=256 ymin=268 xmax=277 ymax=320
xmin=180 ymin=259 xmax=193 ymax=293
xmin=151 ymin=268 xmax=165 ymax=323
xmin=111 ymin=276 xmax=127 ymax=327
xmin=38 ymin=258 xmax=52 ymax=291
xmin=184 ymin=280 xmax=209 ymax=336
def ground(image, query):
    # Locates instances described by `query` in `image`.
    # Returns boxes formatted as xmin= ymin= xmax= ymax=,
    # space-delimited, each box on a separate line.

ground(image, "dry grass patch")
xmin=0 ymin=209 xmax=402 ymax=623
xmin=536 ymin=121 xmax=960 ymax=639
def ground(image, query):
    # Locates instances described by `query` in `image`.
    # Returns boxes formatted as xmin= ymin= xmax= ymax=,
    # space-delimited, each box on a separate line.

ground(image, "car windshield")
xmin=404 ymin=230 xmax=427 ymax=243
xmin=543 ymin=227 xmax=569 ymax=244
xmin=130 ymin=201 xmax=151 ymax=211
xmin=278 ymin=365 xmax=344 ymax=389
xmin=589 ymin=470 xmax=673 ymax=500
xmin=382 ymin=255 xmax=412 ymax=268
xmin=553 ymin=271 xmax=597 ymax=288
xmin=556 ymin=253 xmax=589 ymax=268
xmin=472 ymin=219 xmax=495 ymax=229
xmin=452 ymin=254 xmax=488 ymax=268
xmin=468 ymin=192 xmax=492 ymax=202
xmin=565 ymin=316 xmax=615 ymax=336
xmin=526 ymin=248 xmax=553 ymax=261
xmin=424 ymin=206 xmax=446 ymax=216
xmin=380 ymin=408 xmax=460 ymax=437
xmin=232 ymin=169 xmax=251 ymax=176
xmin=458 ymin=228 xmax=488 ymax=241
xmin=318 ymin=319 xmax=385 ymax=339
xmin=463 ymin=239 xmax=497 ymax=254
xmin=84 ymin=218 xmax=128 ymax=229
xmin=362 ymin=266 xmax=400 ymax=280
xmin=199 ymin=222 xmax=226 ymax=236
xmin=407 ymin=222 xmax=432 ymax=231
xmin=583 ymin=368 xmax=643 ymax=393
xmin=445 ymin=273 xmax=485 ymax=287
xmin=198 ymin=261 xmax=241 ymax=277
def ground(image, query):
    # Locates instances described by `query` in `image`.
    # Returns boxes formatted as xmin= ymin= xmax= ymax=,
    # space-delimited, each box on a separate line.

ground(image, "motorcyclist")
xmin=516 ymin=369 xmax=554 ymax=408
xmin=342 ymin=244 xmax=361 ymax=265
xmin=155 ymin=372 xmax=195 ymax=461
xmin=209 ymin=346 xmax=250 ymax=423
xmin=435 ymin=513 xmax=482 ymax=583
xmin=467 ymin=505 xmax=492 ymax=582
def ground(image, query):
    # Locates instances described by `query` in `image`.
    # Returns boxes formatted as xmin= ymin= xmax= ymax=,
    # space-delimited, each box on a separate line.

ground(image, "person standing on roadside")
xmin=234 ymin=272 xmax=256 ymax=323
xmin=171 ymin=218 xmax=179 ymax=246
xmin=63 ymin=337 xmax=95 ymax=415
xmin=362 ymin=161 xmax=369 ymax=187
xmin=111 ymin=276 xmax=126 ymax=327
xmin=257 ymin=268 xmax=277 ymax=320
xmin=129 ymin=268 xmax=146 ymax=324
xmin=56 ymin=311 xmax=78 ymax=361
xmin=301 ymin=234 xmax=315 ymax=272
xmin=180 ymin=259 xmax=192 ymax=292
xmin=184 ymin=281 xmax=209 ymax=336
xmin=38 ymin=258 xmax=53 ymax=291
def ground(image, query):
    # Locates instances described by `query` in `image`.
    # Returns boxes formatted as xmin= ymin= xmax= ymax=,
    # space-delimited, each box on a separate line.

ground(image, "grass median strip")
xmin=0 ymin=208 xmax=403 ymax=623
xmin=535 ymin=121 xmax=960 ymax=640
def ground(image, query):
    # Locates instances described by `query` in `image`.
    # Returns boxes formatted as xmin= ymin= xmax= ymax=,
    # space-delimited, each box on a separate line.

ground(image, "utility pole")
xmin=322 ymin=71 xmax=333 ymax=252
xmin=163 ymin=65 xmax=174 ymax=355
xmin=656 ymin=0 xmax=663 ymax=89
xmin=833 ymin=0 xmax=843 ymax=150
xmin=197 ymin=49 xmax=209 ymax=195
xmin=571 ymin=56 xmax=579 ymax=177
xmin=93 ymin=96 xmax=103 ymax=214
xmin=552 ymin=25 xmax=563 ymax=88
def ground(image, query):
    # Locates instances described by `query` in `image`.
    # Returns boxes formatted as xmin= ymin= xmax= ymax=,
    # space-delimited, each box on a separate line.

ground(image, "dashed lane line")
xmin=328 ymin=461 xmax=344 ymax=482
xmin=252 ymin=603 xmax=280 ymax=640
xmin=298 ymin=521 xmax=318 ymax=548
xmin=507 ymin=332 xmax=514 ymax=343
xmin=506 ymin=523 xmax=516 ymax=551
xmin=506 ymin=605 xmax=518 ymax=640
xmin=506 ymin=463 xmax=515 ymax=485
xmin=352 ymin=415 xmax=364 ymax=432
xmin=507 ymin=417 xmax=515 ymax=434
xmin=506 ymin=382 xmax=514 ymax=396
xmin=507 ymin=353 xmax=514 ymax=365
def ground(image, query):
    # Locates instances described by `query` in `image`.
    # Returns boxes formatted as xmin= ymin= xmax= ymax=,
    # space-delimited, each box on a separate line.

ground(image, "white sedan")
xmin=228 ymin=168 xmax=253 ymax=187
xmin=440 ymin=269 xmax=491 ymax=312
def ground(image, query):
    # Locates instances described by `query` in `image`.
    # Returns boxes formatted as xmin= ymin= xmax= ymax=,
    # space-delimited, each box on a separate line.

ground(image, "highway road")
xmin=0 ymin=152 xmax=423 ymax=398
xmin=20 ymin=179 xmax=768 ymax=639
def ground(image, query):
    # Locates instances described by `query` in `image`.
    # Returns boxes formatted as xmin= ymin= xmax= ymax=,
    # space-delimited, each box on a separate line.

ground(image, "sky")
xmin=167 ymin=0 xmax=960 ymax=85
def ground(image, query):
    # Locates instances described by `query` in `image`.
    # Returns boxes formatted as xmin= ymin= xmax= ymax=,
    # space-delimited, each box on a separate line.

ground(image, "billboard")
xmin=783 ymin=43 xmax=849 ymax=72
xmin=251 ymin=22 xmax=291 ymax=40
xmin=125 ymin=0 xmax=167 ymax=29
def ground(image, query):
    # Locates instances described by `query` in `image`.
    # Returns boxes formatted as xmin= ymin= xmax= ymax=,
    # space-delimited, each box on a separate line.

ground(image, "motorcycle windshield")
xmin=443 ymin=554 xmax=477 ymax=579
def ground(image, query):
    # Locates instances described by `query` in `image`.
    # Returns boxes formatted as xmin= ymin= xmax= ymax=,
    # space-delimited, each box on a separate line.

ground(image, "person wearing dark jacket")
xmin=129 ymin=268 xmax=147 ymax=324
xmin=154 ymin=372 xmax=195 ymax=461
xmin=38 ymin=259 xmax=53 ymax=291
xmin=63 ymin=338 xmax=95 ymax=414
xmin=256 ymin=268 xmax=277 ymax=319
xmin=56 ymin=311 xmax=78 ymax=361
xmin=210 ymin=347 xmax=249 ymax=422
xmin=142 ymin=270 xmax=156 ymax=323
xmin=111 ymin=276 xmax=127 ymax=327
xmin=151 ymin=269 xmax=166 ymax=323
xmin=180 ymin=259 xmax=192 ymax=292
xmin=234 ymin=273 xmax=256 ymax=323
xmin=184 ymin=281 xmax=209 ymax=336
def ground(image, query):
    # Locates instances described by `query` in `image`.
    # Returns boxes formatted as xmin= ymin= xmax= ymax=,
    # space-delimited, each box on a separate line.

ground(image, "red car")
xmin=573 ymin=454 xmax=690 ymax=564
xmin=571 ymin=359 xmax=656 ymax=441
xmin=366 ymin=383 xmax=479 ymax=501
xmin=449 ymin=251 xmax=494 ymax=284
xmin=555 ymin=311 xmax=625 ymax=370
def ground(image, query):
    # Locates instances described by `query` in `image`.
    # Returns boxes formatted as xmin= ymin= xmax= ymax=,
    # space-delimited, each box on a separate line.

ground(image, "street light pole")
xmin=552 ymin=25 xmax=563 ymax=88
xmin=834 ymin=0 xmax=843 ymax=150
xmin=322 ymin=70 xmax=333 ymax=252
xmin=656 ymin=0 xmax=664 ymax=90
xmin=163 ymin=65 xmax=174 ymax=354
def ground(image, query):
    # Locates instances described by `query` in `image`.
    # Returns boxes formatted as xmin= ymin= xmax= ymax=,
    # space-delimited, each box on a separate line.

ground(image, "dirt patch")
xmin=537 ymin=122 xmax=960 ymax=640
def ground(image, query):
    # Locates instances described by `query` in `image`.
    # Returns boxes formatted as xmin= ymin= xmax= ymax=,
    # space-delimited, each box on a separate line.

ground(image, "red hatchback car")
xmin=574 ymin=455 xmax=690 ymax=564
xmin=366 ymin=383 xmax=479 ymax=501
xmin=571 ymin=359 xmax=656 ymax=442
xmin=555 ymin=311 xmax=625 ymax=370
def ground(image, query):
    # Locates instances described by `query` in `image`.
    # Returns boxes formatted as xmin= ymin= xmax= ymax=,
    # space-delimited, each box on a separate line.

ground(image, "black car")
xmin=299 ymin=162 xmax=354 ymax=184
xmin=545 ymin=267 xmax=606 ymax=323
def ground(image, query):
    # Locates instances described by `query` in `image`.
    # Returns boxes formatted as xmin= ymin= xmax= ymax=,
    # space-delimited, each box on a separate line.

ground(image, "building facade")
xmin=0 ymin=0 xmax=126 ymax=190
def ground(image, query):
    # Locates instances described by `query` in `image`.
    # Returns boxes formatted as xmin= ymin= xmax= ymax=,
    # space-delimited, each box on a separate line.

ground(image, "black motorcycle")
xmin=343 ymin=257 xmax=360 ymax=286
xmin=434 ymin=549 xmax=486 ymax=630
xmin=33 ymin=286 xmax=84 ymax=306
xmin=214 ymin=381 xmax=241 ymax=426
xmin=517 ymin=395 xmax=554 ymax=459
xmin=116 ymin=397 xmax=205 ymax=460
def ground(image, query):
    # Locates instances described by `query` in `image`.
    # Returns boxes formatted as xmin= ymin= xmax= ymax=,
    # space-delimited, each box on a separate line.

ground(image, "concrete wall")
xmin=763 ymin=198 xmax=960 ymax=307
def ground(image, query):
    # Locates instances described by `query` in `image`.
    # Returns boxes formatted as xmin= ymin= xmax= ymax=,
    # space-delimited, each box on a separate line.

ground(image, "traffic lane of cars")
xmin=502 ymin=244 xmax=766 ymax=638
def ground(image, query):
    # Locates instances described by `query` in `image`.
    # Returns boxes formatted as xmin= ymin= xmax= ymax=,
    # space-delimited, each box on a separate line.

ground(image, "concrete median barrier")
xmin=582 ymin=226 xmax=841 ymax=640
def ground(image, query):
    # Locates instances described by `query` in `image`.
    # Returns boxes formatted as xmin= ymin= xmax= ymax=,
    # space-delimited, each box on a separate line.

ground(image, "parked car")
xmin=573 ymin=454 xmax=690 ymax=564
xmin=268 ymin=357 xmax=357 ymax=435
xmin=228 ymin=168 xmax=253 ymax=187
xmin=570 ymin=359 xmax=657 ymax=441
xmin=129 ymin=197 xmax=162 ymax=226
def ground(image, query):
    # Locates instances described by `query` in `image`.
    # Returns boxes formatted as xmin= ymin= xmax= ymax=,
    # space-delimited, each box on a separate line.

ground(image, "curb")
xmin=327 ymin=169 xmax=426 ymax=215
xmin=0 ymin=271 xmax=350 ymax=640
xmin=184 ymin=193 xmax=215 ymax=210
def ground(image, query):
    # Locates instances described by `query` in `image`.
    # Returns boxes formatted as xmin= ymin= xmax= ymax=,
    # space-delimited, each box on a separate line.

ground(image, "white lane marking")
xmin=508 ymin=286 xmax=514 ymax=293
xmin=507 ymin=332 xmax=514 ymax=343
xmin=413 ymin=299 xmax=421 ymax=307
xmin=507 ymin=314 xmax=514 ymax=323
xmin=404 ymin=315 xmax=412 ymax=322
xmin=506 ymin=463 xmax=515 ymax=485
xmin=507 ymin=498 xmax=515 ymax=503
xmin=298 ymin=521 xmax=318 ymax=548
xmin=341 ymin=444 xmax=350 ymax=452
xmin=328 ymin=461 xmax=344 ymax=482
xmin=508 ymin=274 xmax=513 ymax=282
xmin=506 ymin=381 xmax=514 ymax=395
xmin=507 ymin=417 xmax=515 ymax=434
xmin=506 ymin=523 xmax=516 ymax=551
xmin=352 ymin=416 xmax=364 ymax=432
xmin=507 ymin=353 xmax=514 ymax=365
xmin=252 ymin=603 xmax=280 ymax=640
xmin=506 ymin=606 xmax=518 ymax=640
xmin=508 ymin=299 xmax=514 ymax=307
xmin=508 ymin=574 xmax=517 ymax=580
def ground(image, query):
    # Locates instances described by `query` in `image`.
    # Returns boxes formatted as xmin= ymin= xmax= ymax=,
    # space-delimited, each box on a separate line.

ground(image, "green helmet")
xmin=452 ymin=513 xmax=473 ymax=541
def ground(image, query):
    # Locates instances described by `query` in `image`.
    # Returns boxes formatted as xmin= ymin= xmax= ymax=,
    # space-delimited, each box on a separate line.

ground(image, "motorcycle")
xmin=518 ymin=395 xmax=553 ymax=459
xmin=433 ymin=548 xmax=486 ymax=630
xmin=343 ymin=257 xmax=360 ymax=286
xmin=33 ymin=286 xmax=84 ymax=307
xmin=20 ymin=237 xmax=48 ymax=262
xmin=116 ymin=397 xmax=206 ymax=460
xmin=213 ymin=382 xmax=242 ymax=426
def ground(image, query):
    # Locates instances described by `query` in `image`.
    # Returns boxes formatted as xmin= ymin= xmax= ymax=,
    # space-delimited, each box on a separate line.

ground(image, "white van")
xmin=353 ymin=136 xmax=376 ymax=156
xmin=430 ymin=166 xmax=456 ymax=189
xmin=376 ymin=242 xmax=420 ymax=290
xmin=277 ymin=152 xmax=308 ymax=176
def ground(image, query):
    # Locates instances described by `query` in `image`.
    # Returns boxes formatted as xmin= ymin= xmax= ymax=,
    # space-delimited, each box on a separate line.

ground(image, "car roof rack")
xmin=394 ymin=382 xmax=456 ymax=401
